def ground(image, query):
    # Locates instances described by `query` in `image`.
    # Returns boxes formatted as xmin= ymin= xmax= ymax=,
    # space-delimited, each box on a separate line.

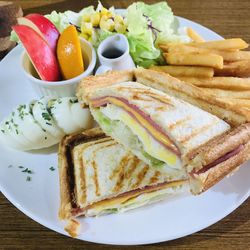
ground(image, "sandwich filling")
xmin=191 ymin=144 xmax=244 ymax=175
xmin=88 ymin=81 xmax=230 ymax=172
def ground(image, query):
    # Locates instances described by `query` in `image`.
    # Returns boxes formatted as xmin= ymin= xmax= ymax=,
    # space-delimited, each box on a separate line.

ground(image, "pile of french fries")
xmin=151 ymin=28 xmax=250 ymax=108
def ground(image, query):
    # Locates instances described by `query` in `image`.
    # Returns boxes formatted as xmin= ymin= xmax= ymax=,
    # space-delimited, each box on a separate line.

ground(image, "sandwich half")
xmin=77 ymin=69 xmax=250 ymax=194
xmin=58 ymin=127 xmax=188 ymax=220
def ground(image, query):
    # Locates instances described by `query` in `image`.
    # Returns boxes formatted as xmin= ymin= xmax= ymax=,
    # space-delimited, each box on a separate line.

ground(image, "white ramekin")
xmin=21 ymin=37 xmax=96 ymax=98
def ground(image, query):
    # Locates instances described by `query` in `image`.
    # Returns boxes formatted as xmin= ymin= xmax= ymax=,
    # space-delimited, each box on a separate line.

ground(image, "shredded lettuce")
xmin=45 ymin=10 xmax=81 ymax=33
xmin=142 ymin=151 xmax=164 ymax=167
xmin=93 ymin=109 xmax=165 ymax=168
xmin=86 ymin=184 xmax=185 ymax=216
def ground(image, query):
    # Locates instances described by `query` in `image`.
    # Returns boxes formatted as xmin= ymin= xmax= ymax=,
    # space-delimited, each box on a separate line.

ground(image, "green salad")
xmin=11 ymin=1 xmax=190 ymax=68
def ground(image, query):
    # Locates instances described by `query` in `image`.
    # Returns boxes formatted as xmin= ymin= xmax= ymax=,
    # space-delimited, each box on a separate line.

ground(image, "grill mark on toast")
xmin=132 ymin=164 xmax=149 ymax=188
xmin=89 ymin=140 xmax=118 ymax=197
xmin=109 ymin=154 xmax=131 ymax=181
xmin=180 ymin=120 xmax=219 ymax=144
xmin=112 ymin=155 xmax=133 ymax=193
xmin=149 ymin=171 xmax=161 ymax=184
xmin=91 ymin=160 xmax=100 ymax=196
xmin=112 ymin=156 xmax=141 ymax=192
xmin=78 ymin=152 xmax=86 ymax=205
xmin=116 ymin=86 xmax=173 ymax=107
xmin=125 ymin=157 xmax=141 ymax=178
xmin=168 ymin=116 xmax=192 ymax=130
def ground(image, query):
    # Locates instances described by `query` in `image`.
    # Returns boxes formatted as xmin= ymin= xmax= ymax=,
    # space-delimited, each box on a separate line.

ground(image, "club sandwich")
xmin=77 ymin=69 xmax=250 ymax=194
xmin=58 ymin=127 xmax=188 ymax=220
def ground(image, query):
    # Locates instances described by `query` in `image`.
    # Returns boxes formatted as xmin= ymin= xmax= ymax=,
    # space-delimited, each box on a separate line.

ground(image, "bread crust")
xmin=58 ymin=127 xmax=105 ymax=220
xmin=134 ymin=68 xmax=250 ymax=126
xmin=189 ymin=136 xmax=250 ymax=194
xmin=77 ymin=70 xmax=134 ymax=105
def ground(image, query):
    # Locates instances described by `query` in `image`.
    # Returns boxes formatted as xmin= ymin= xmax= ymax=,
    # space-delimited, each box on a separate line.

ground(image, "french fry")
xmin=187 ymin=27 xmax=205 ymax=42
xmin=188 ymin=38 xmax=248 ymax=50
xmin=177 ymin=76 xmax=250 ymax=90
xmin=150 ymin=65 xmax=214 ymax=77
xmin=164 ymin=52 xmax=223 ymax=69
xmin=162 ymin=44 xmax=250 ymax=62
xmin=201 ymin=88 xmax=250 ymax=99
xmin=214 ymin=60 xmax=250 ymax=77
xmin=217 ymin=98 xmax=250 ymax=109
xmin=214 ymin=50 xmax=250 ymax=62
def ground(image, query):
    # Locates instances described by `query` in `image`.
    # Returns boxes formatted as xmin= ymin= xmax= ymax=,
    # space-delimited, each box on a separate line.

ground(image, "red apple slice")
xmin=17 ymin=14 xmax=60 ymax=53
xmin=13 ymin=25 xmax=61 ymax=81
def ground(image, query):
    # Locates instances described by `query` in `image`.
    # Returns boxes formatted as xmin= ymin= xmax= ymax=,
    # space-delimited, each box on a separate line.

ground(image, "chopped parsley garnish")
xmin=42 ymin=112 xmax=51 ymax=121
xmin=49 ymin=166 xmax=55 ymax=171
xmin=7 ymin=165 xmax=34 ymax=182
xmin=22 ymin=168 xmax=33 ymax=174
xmin=70 ymin=99 xmax=78 ymax=104
xmin=26 ymin=176 xmax=31 ymax=182
xmin=1 ymin=129 xmax=5 ymax=134
xmin=46 ymin=122 xmax=52 ymax=126
xmin=17 ymin=105 xmax=29 ymax=120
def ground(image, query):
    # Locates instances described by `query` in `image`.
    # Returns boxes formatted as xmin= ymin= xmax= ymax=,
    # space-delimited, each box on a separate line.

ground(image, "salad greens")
xmin=11 ymin=1 xmax=190 ymax=68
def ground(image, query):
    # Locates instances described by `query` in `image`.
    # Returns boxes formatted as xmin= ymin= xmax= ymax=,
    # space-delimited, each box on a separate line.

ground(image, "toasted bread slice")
xmin=58 ymin=127 xmax=188 ymax=219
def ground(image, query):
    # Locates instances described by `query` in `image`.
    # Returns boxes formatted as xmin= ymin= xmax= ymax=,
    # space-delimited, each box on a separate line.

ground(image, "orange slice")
xmin=57 ymin=25 xmax=84 ymax=80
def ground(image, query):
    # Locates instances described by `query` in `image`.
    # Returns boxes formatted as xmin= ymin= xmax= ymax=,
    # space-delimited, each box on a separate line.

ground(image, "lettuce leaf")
xmin=93 ymin=109 xmax=165 ymax=168
xmin=126 ymin=2 xmax=190 ymax=67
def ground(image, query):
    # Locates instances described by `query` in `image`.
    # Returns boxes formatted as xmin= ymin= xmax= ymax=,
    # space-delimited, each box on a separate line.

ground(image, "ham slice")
xmin=91 ymin=96 xmax=181 ymax=156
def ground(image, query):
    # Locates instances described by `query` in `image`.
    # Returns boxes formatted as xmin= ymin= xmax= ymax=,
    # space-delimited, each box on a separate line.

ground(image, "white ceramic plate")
xmin=0 ymin=16 xmax=249 ymax=245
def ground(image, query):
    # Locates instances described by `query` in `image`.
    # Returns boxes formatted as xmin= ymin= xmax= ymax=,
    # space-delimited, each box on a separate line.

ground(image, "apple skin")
xmin=18 ymin=14 xmax=60 ymax=53
xmin=13 ymin=25 xmax=61 ymax=81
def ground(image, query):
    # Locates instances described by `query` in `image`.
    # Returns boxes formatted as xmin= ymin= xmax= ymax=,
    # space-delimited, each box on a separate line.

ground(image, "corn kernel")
xmin=115 ymin=22 xmax=127 ymax=33
xmin=82 ymin=14 xmax=90 ymax=22
xmin=81 ymin=22 xmax=93 ymax=36
xmin=80 ymin=33 xmax=89 ymax=40
xmin=101 ymin=7 xmax=108 ymax=16
xmin=100 ymin=16 xmax=115 ymax=31
xmin=90 ymin=12 xmax=101 ymax=27
xmin=114 ymin=15 xmax=123 ymax=24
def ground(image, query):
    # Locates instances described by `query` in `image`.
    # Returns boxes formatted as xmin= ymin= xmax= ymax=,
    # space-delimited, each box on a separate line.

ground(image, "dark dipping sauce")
xmin=102 ymin=49 xmax=124 ymax=59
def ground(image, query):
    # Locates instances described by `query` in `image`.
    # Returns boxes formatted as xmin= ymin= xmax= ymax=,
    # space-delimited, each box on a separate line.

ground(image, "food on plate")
xmin=78 ymin=69 xmax=250 ymax=194
xmin=201 ymin=88 xmax=250 ymax=99
xmin=17 ymin=13 xmax=60 ymax=53
xmin=164 ymin=52 xmax=223 ymax=69
xmin=214 ymin=60 xmax=250 ymax=77
xmin=150 ymin=65 xmax=214 ymax=77
xmin=132 ymin=69 xmax=250 ymax=126
xmin=159 ymin=37 xmax=250 ymax=77
xmin=186 ymin=27 xmax=205 ymax=42
xmin=160 ymin=42 xmax=250 ymax=61
xmin=177 ymin=76 xmax=250 ymax=90
xmin=58 ymin=127 xmax=188 ymax=221
xmin=12 ymin=25 xmax=61 ymax=81
xmin=188 ymin=38 xmax=248 ymax=50
xmin=57 ymin=25 xmax=84 ymax=80
xmin=0 ymin=97 xmax=93 ymax=150
xmin=38 ymin=1 xmax=191 ymax=68
xmin=14 ymin=14 xmax=87 ymax=81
